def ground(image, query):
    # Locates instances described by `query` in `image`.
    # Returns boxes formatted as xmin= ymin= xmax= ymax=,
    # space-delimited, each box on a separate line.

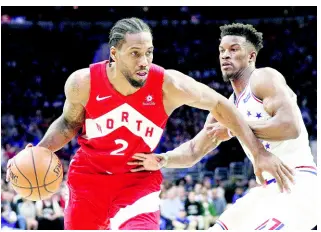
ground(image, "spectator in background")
xmin=160 ymin=186 xmax=184 ymax=230
xmin=232 ymin=187 xmax=244 ymax=204
xmin=203 ymin=177 xmax=213 ymax=189
xmin=194 ymin=183 xmax=203 ymax=201
xmin=172 ymin=209 xmax=197 ymax=230
xmin=36 ymin=195 xmax=64 ymax=230
xmin=210 ymin=188 xmax=227 ymax=216
xmin=185 ymin=191 xmax=204 ymax=229
xmin=184 ymin=175 xmax=194 ymax=192
xmin=200 ymin=192 xmax=217 ymax=229
xmin=214 ymin=179 xmax=226 ymax=199
xmin=176 ymin=185 xmax=187 ymax=204
xmin=18 ymin=199 xmax=38 ymax=230
xmin=1 ymin=203 xmax=18 ymax=230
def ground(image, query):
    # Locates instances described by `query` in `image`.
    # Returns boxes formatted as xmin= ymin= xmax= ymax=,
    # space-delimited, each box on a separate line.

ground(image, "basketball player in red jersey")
xmin=6 ymin=18 xmax=293 ymax=230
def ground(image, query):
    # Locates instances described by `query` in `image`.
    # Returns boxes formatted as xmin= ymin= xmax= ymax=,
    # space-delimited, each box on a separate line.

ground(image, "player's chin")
xmin=135 ymin=73 xmax=148 ymax=80
xmin=130 ymin=77 xmax=147 ymax=88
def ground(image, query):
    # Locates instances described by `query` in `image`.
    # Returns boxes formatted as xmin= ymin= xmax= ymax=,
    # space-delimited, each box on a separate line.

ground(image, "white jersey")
xmin=230 ymin=78 xmax=316 ymax=181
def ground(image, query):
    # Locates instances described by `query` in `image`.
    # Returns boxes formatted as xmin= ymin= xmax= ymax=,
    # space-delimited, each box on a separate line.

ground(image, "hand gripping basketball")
xmin=6 ymin=143 xmax=33 ymax=182
xmin=6 ymin=144 xmax=63 ymax=201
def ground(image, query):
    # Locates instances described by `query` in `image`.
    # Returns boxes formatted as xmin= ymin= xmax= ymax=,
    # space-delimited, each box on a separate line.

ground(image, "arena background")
xmin=1 ymin=6 xmax=317 ymax=230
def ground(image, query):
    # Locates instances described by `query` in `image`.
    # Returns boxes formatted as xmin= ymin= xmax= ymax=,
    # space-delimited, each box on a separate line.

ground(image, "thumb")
xmin=256 ymin=172 xmax=266 ymax=187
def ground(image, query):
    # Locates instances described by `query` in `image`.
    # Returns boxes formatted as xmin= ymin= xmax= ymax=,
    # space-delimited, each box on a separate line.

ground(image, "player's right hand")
xmin=254 ymin=149 xmax=295 ymax=193
xmin=6 ymin=143 xmax=33 ymax=182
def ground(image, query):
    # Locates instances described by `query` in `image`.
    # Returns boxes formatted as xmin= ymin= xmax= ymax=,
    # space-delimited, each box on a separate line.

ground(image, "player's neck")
xmin=230 ymin=66 xmax=255 ymax=98
xmin=107 ymin=63 xmax=140 ymax=96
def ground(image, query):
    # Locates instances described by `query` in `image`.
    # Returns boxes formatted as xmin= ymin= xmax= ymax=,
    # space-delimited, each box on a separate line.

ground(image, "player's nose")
xmin=137 ymin=55 xmax=149 ymax=67
xmin=221 ymin=50 xmax=231 ymax=59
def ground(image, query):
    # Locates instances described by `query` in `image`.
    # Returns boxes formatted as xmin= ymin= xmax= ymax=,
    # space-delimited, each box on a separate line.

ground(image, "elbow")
xmin=291 ymin=123 xmax=301 ymax=139
xmin=187 ymin=141 xmax=203 ymax=167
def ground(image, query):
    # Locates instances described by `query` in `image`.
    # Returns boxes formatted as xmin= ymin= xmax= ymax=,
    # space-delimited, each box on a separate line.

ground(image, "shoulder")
xmin=250 ymin=67 xmax=287 ymax=97
xmin=251 ymin=67 xmax=286 ymax=87
xmin=150 ymin=63 xmax=165 ymax=73
xmin=64 ymin=68 xmax=90 ymax=104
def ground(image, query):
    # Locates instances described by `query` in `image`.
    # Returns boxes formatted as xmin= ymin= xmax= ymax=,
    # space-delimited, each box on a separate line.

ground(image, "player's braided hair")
xmin=108 ymin=17 xmax=152 ymax=66
xmin=220 ymin=23 xmax=264 ymax=53
xmin=109 ymin=17 xmax=152 ymax=48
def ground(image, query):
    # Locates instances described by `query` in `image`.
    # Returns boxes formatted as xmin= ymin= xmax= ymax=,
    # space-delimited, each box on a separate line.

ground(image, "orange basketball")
xmin=8 ymin=146 xmax=63 ymax=201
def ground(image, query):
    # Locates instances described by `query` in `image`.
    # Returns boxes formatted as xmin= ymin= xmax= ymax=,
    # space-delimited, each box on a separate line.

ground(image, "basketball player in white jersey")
xmin=128 ymin=23 xmax=317 ymax=230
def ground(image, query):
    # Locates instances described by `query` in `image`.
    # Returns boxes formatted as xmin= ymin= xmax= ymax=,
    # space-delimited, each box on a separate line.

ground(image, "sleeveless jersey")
xmin=231 ymin=77 xmax=316 ymax=180
xmin=74 ymin=60 xmax=168 ymax=174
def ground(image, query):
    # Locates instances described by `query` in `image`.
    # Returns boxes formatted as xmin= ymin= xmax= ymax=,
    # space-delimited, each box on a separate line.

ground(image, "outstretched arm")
xmin=129 ymin=113 xmax=221 ymax=170
xmin=248 ymin=68 xmax=301 ymax=141
xmin=162 ymin=69 xmax=265 ymax=159
xmin=162 ymin=113 xmax=221 ymax=168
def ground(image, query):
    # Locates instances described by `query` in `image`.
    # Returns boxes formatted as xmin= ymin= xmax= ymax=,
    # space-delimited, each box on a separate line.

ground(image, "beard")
xmin=222 ymin=67 xmax=247 ymax=83
xmin=222 ymin=72 xmax=237 ymax=82
xmin=120 ymin=66 xmax=147 ymax=88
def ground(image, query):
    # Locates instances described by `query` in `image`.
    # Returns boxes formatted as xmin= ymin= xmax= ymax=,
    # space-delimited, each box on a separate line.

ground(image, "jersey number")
xmin=110 ymin=139 xmax=128 ymax=156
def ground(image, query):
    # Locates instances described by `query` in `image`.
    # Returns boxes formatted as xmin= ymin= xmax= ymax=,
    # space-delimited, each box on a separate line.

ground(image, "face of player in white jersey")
xmin=219 ymin=35 xmax=256 ymax=82
xmin=111 ymin=32 xmax=154 ymax=88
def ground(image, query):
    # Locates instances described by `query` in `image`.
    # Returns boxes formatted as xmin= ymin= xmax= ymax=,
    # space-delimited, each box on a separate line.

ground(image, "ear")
xmin=249 ymin=50 xmax=257 ymax=63
xmin=110 ymin=46 xmax=117 ymax=62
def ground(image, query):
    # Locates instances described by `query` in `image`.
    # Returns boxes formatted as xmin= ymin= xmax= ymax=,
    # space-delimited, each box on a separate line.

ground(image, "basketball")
xmin=8 ymin=146 xmax=63 ymax=201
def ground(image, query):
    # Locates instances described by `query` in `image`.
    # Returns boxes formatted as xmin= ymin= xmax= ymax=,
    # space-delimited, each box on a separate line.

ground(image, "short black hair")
xmin=220 ymin=23 xmax=263 ymax=53
xmin=109 ymin=17 xmax=152 ymax=49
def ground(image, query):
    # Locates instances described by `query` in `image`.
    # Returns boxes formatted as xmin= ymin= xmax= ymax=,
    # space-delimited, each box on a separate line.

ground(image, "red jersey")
xmin=73 ymin=60 xmax=168 ymax=174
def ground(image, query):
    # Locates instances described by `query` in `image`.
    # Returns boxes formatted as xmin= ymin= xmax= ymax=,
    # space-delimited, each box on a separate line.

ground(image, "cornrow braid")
xmin=108 ymin=17 xmax=152 ymax=66
xmin=220 ymin=23 xmax=264 ymax=53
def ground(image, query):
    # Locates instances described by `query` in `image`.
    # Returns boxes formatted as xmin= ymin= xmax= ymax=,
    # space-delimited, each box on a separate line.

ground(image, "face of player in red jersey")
xmin=219 ymin=35 xmax=256 ymax=82
xmin=112 ymin=32 xmax=154 ymax=88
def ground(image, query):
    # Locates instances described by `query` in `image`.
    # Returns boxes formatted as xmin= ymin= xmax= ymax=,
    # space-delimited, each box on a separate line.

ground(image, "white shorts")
xmin=210 ymin=166 xmax=317 ymax=230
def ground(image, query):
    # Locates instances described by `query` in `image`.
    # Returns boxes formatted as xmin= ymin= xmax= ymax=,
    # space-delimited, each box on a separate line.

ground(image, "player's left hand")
xmin=205 ymin=122 xmax=232 ymax=141
xmin=128 ymin=153 xmax=167 ymax=172
xmin=254 ymin=149 xmax=295 ymax=193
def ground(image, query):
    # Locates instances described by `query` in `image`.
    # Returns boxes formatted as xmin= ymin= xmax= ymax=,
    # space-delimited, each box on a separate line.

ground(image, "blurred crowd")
xmin=1 ymin=6 xmax=317 ymax=230
xmin=159 ymin=174 xmax=258 ymax=230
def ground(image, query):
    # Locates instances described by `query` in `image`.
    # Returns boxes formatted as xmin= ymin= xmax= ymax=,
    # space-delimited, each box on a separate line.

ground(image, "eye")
xmin=131 ymin=51 xmax=139 ymax=56
xmin=146 ymin=51 xmax=153 ymax=56
xmin=231 ymin=48 xmax=238 ymax=52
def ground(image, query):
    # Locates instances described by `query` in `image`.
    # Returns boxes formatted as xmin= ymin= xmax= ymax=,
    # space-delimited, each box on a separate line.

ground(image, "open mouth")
xmin=136 ymin=71 xmax=148 ymax=78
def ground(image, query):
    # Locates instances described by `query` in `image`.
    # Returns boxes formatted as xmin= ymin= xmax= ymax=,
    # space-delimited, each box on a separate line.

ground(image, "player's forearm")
xmin=37 ymin=116 xmax=81 ymax=152
xmin=210 ymin=97 xmax=265 ymax=157
xmin=162 ymin=138 xmax=221 ymax=168
xmin=248 ymin=114 xmax=300 ymax=141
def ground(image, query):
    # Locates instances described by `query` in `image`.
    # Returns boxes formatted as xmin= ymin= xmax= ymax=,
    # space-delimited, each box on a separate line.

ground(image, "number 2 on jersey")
xmin=110 ymin=139 xmax=128 ymax=155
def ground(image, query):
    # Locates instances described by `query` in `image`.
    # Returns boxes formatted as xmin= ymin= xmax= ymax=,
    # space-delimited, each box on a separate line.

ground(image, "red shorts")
xmin=64 ymin=170 xmax=162 ymax=230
